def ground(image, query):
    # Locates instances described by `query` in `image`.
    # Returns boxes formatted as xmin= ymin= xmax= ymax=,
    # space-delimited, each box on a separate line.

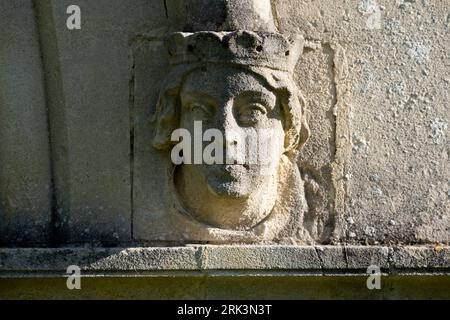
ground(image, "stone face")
xmin=144 ymin=23 xmax=315 ymax=242
xmin=0 ymin=0 xmax=52 ymax=244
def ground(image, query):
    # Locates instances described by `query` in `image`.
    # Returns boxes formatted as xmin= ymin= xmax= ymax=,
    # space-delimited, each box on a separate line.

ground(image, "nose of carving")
xmin=217 ymin=104 xmax=246 ymax=165
xmin=216 ymin=99 xmax=235 ymax=130
xmin=217 ymin=103 xmax=238 ymax=143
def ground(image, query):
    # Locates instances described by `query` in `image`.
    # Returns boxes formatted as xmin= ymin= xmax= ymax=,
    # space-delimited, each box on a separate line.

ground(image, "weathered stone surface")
xmin=141 ymin=1 xmax=318 ymax=243
xmin=132 ymin=1 xmax=314 ymax=243
xmin=131 ymin=37 xmax=173 ymax=242
xmin=34 ymin=0 xmax=167 ymax=243
xmin=0 ymin=246 xmax=448 ymax=277
xmin=167 ymin=0 xmax=277 ymax=32
xmin=202 ymin=245 xmax=321 ymax=270
xmin=391 ymin=245 xmax=450 ymax=271
xmin=295 ymin=42 xmax=337 ymax=243
xmin=315 ymin=246 xmax=391 ymax=269
xmin=0 ymin=247 xmax=199 ymax=272
xmin=315 ymin=246 xmax=348 ymax=269
xmin=0 ymin=0 xmax=52 ymax=244
xmin=0 ymin=2 xmax=449 ymax=300
xmin=346 ymin=245 xmax=390 ymax=269
xmin=275 ymin=0 xmax=450 ymax=244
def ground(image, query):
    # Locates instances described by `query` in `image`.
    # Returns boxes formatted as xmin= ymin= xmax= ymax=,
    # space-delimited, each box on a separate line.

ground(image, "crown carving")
xmin=165 ymin=30 xmax=304 ymax=73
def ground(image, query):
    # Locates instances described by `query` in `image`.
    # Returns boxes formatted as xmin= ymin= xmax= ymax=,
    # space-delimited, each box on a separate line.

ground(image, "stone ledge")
xmin=0 ymin=245 xmax=449 ymax=278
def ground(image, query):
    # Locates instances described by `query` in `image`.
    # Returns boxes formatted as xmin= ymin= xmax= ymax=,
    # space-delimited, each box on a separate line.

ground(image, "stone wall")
xmin=275 ymin=0 xmax=449 ymax=245
xmin=0 ymin=0 xmax=448 ymax=298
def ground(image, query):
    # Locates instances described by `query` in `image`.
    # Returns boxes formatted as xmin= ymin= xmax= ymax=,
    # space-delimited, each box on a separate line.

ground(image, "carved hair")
xmin=152 ymin=63 xmax=309 ymax=157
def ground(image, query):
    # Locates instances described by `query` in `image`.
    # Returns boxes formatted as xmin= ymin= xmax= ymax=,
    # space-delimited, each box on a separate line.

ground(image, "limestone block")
xmin=0 ymin=247 xmax=199 ymax=272
xmin=34 ymin=0 xmax=167 ymax=243
xmin=315 ymin=246 xmax=348 ymax=269
xmin=295 ymin=42 xmax=337 ymax=243
xmin=345 ymin=245 xmax=390 ymax=269
xmin=0 ymin=0 xmax=52 ymax=244
xmin=131 ymin=37 xmax=173 ymax=242
xmin=275 ymin=0 xmax=450 ymax=244
xmin=391 ymin=246 xmax=450 ymax=270
xmin=0 ymin=245 xmax=448 ymax=276
xmin=202 ymin=245 xmax=321 ymax=270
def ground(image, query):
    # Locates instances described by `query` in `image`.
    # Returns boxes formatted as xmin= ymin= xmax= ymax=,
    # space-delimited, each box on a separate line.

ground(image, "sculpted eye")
xmin=188 ymin=102 xmax=212 ymax=117
xmin=239 ymin=103 xmax=267 ymax=125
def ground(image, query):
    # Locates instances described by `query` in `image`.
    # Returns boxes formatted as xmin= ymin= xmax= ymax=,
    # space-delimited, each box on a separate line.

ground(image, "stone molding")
xmin=0 ymin=245 xmax=448 ymax=278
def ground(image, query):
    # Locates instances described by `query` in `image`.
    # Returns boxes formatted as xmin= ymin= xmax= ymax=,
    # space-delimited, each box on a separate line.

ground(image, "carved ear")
xmin=297 ymin=92 xmax=310 ymax=150
xmin=280 ymin=88 xmax=309 ymax=153
xmin=152 ymin=88 xmax=179 ymax=150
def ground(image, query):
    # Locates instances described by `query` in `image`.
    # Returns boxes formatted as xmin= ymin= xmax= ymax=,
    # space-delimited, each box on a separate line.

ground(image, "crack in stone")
xmin=314 ymin=246 xmax=325 ymax=275
xmin=163 ymin=0 xmax=169 ymax=19
xmin=195 ymin=246 xmax=208 ymax=270
xmin=343 ymin=245 xmax=349 ymax=269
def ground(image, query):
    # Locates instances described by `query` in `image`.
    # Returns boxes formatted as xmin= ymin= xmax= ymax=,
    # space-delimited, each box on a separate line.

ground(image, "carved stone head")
xmin=152 ymin=30 xmax=311 ymax=242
